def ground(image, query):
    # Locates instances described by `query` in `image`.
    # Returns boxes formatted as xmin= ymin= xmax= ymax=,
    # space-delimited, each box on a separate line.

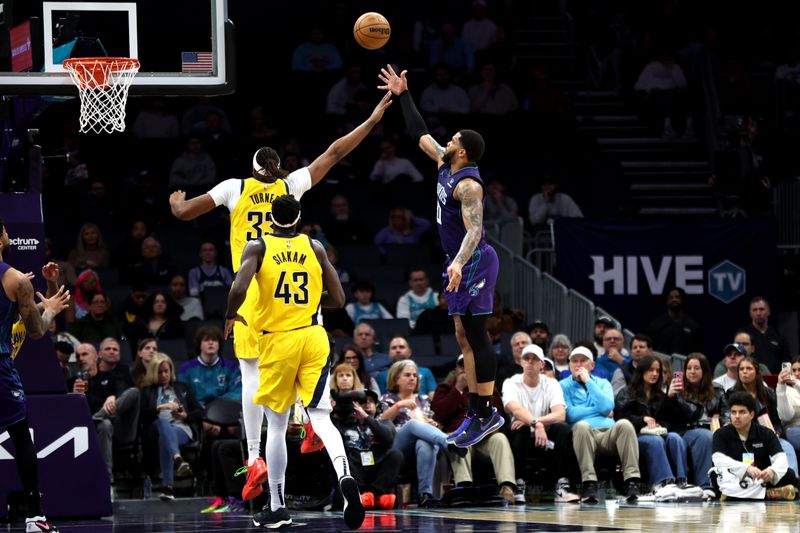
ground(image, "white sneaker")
xmin=676 ymin=485 xmax=705 ymax=501
xmin=654 ymin=483 xmax=679 ymax=502
xmin=554 ymin=477 xmax=580 ymax=503
xmin=514 ymin=478 xmax=526 ymax=504
xmin=26 ymin=517 xmax=59 ymax=533
xmin=702 ymin=488 xmax=717 ymax=501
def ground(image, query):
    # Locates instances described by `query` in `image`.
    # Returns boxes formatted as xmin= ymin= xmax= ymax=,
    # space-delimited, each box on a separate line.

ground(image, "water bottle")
xmin=143 ymin=475 xmax=152 ymax=499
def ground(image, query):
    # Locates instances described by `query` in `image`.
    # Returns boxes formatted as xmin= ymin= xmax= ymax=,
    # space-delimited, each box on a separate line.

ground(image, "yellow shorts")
xmin=254 ymin=325 xmax=332 ymax=413
xmin=233 ymin=290 xmax=262 ymax=359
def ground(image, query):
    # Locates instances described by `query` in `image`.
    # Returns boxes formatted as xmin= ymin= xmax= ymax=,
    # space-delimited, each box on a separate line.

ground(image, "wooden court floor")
xmin=6 ymin=500 xmax=797 ymax=532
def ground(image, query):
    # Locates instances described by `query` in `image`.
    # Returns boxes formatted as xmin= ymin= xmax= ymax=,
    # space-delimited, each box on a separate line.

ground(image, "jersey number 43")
xmin=274 ymin=271 xmax=309 ymax=305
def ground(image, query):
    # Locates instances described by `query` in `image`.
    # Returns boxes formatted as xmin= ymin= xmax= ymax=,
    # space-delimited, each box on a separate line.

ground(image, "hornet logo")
xmin=468 ymin=278 xmax=486 ymax=296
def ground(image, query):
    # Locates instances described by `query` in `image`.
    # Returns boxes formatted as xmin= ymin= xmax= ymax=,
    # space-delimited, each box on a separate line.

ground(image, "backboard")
xmin=0 ymin=0 xmax=234 ymax=96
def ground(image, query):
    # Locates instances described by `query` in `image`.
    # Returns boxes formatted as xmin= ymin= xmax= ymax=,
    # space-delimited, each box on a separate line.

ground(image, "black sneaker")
xmin=419 ymin=492 xmax=441 ymax=508
xmin=624 ymin=478 xmax=640 ymax=502
xmin=339 ymin=475 xmax=365 ymax=530
xmin=252 ymin=506 xmax=292 ymax=529
xmin=159 ymin=485 xmax=175 ymax=501
xmin=581 ymin=481 xmax=599 ymax=504
xmin=174 ymin=457 xmax=193 ymax=478
xmin=676 ymin=476 xmax=688 ymax=489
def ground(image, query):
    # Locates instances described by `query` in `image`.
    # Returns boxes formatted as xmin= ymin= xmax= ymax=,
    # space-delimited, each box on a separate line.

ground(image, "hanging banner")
xmin=554 ymin=218 xmax=779 ymax=364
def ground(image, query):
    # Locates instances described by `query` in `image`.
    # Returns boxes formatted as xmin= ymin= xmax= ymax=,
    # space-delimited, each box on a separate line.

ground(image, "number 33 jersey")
xmin=208 ymin=168 xmax=312 ymax=273
xmin=252 ymin=234 xmax=323 ymax=333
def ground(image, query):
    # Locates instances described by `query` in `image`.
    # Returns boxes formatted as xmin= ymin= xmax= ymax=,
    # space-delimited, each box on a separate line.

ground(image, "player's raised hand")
xmin=41 ymin=262 xmax=60 ymax=282
xmin=169 ymin=190 xmax=186 ymax=213
xmin=37 ymin=285 xmax=70 ymax=315
xmin=378 ymin=64 xmax=408 ymax=95
xmin=369 ymin=91 xmax=393 ymax=123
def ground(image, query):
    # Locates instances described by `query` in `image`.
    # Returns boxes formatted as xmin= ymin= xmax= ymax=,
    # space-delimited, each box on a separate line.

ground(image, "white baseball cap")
xmin=521 ymin=344 xmax=545 ymax=361
xmin=568 ymin=346 xmax=594 ymax=361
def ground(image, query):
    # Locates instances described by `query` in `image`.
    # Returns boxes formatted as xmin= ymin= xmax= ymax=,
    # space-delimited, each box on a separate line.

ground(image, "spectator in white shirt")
xmin=713 ymin=343 xmax=746 ymax=392
xmin=502 ymin=344 xmax=580 ymax=503
xmin=326 ymin=64 xmax=366 ymax=115
xmin=370 ymin=139 xmax=424 ymax=185
xmin=527 ymin=175 xmax=583 ymax=227
xmin=634 ymin=50 xmax=690 ymax=139
xmin=420 ymin=64 xmax=470 ymax=115
xmin=396 ymin=269 xmax=438 ymax=329
xmin=461 ymin=0 xmax=497 ymax=54
xmin=468 ymin=62 xmax=519 ymax=115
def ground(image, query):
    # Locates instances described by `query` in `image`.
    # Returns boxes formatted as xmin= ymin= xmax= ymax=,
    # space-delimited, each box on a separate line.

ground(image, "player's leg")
xmin=251 ymin=332 xmax=302 ymax=528
xmin=447 ymin=244 xmax=502 ymax=447
xmin=234 ymin=319 xmax=268 ymax=500
xmin=6 ymin=418 xmax=59 ymax=532
xmin=297 ymin=326 xmax=364 ymax=530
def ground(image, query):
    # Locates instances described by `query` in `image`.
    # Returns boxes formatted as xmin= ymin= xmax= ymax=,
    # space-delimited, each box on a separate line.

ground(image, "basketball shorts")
xmin=0 ymin=356 xmax=27 ymax=432
xmin=233 ymin=286 xmax=262 ymax=360
xmin=442 ymin=241 xmax=499 ymax=316
xmin=254 ymin=325 xmax=333 ymax=413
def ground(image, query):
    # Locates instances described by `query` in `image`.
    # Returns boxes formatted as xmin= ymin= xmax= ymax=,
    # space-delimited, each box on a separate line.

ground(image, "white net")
xmin=63 ymin=58 xmax=140 ymax=134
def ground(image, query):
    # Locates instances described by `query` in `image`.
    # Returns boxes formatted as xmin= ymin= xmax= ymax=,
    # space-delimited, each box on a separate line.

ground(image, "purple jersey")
xmin=436 ymin=164 xmax=486 ymax=260
xmin=0 ymin=260 xmax=26 ymax=431
xmin=435 ymin=165 xmax=498 ymax=316
xmin=0 ymin=261 xmax=16 ymax=355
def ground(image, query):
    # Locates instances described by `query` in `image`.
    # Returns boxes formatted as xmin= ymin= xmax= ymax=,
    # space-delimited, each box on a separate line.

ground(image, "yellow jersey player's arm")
xmin=169 ymin=189 xmax=217 ymax=221
xmin=306 ymin=92 xmax=392 ymax=186
xmin=225 ymin=239 xmax=265 ymax=319
xmin=312 ymin=239 xmax=345 ymax=308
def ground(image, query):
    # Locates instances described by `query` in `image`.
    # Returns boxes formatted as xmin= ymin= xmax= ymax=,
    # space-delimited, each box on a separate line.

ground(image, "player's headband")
xmin=253 ymin=150 xmax=280 ymax=176
xmin=270 ymin=211 xmax=301 ymax=228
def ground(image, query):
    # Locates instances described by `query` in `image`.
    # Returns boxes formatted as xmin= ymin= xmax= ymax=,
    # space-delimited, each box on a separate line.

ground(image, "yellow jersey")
xmin=251 ymin=234 xmax=323 ymax=333
xmin=228 ymin=178 xmax=289 ymax=272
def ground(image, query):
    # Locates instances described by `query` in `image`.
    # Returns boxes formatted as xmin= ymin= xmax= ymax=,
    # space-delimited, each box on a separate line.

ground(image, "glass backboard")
xmin=0 ymin=0 xmax=234 ymax=95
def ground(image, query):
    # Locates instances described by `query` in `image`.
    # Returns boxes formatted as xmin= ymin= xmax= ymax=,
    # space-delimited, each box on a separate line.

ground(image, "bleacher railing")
xmin=774 ymin=176 xmax=800 ymax=250
xmin=488 ymin=234 xmax=622 ymax=346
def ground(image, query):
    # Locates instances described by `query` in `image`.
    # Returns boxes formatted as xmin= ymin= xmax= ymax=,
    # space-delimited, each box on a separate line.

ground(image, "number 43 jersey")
xmin=252 ymin=234 xmax=323 ymax=333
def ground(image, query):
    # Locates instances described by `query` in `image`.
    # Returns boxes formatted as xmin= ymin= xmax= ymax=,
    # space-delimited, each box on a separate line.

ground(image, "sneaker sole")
xmin=340 ymin=476 xmax=365 ymax=530
xmin=453 ymin=416 xmax=504 ymax=448
xmin=252 ymin=517 xmax=293 ymax=529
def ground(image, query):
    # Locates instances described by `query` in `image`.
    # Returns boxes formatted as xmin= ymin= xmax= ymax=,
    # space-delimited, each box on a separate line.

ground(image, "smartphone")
xmin=673 ymin=370 xmax=684 ymax=382
xmin=783 ymin=362 xmax=792 ymax=373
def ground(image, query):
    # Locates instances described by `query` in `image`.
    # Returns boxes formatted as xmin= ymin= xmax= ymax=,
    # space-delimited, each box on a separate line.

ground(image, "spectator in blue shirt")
xmin=375 ymin=336 xmax=437 ymax=395
xmin=560 ymin=345 xmax=641 ymax=503
xmin=178 ymin=325 xmax=242 ymax=438
xmin=593 ymin=328 xmax=631 ymax=381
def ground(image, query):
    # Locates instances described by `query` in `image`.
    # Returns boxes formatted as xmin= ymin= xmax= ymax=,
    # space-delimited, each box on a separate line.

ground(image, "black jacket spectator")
xmin=139 ymin=380 xmax=204 ymax=438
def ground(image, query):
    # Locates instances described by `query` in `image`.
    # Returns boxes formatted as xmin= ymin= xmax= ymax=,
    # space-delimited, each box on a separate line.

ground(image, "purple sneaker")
xmin=446 ymin=409 xmax=477 ymax=444
xmin=451 ymin=409 xmax=504 ymax=448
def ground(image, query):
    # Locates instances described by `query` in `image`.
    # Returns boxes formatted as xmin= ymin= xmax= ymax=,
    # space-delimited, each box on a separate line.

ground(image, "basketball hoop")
xmin=62 ymin=57 xmax=140 ymax=134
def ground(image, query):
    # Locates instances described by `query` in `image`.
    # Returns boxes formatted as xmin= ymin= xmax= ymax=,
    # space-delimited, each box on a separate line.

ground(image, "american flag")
xmin=181 ymin=51 xmax=213 ymax=73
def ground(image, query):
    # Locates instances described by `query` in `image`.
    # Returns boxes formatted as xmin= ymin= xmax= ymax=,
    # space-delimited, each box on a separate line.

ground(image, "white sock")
xmin=307 ymin=407 xmax=350 ymax=479
xmin=239 ymin=358 xmax=263 ymax=465
xmin=264 ymin=406 xmax=290 ymax=511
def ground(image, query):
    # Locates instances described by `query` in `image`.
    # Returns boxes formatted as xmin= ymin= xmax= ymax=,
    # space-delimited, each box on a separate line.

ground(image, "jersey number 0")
xmin=274 ymin=271 xmax=309 ymax=305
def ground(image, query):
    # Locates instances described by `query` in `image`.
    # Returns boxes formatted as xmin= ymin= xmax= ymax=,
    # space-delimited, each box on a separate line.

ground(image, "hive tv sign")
xmin=588 ymin=255 xmax=746 ymax=304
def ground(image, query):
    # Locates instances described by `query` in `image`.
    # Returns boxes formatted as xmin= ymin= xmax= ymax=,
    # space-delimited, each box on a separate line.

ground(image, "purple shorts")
xmin=442 ymin=242 xmax=498 ymax=315
xmin=0 ymin=356 xmax=27 ymax=431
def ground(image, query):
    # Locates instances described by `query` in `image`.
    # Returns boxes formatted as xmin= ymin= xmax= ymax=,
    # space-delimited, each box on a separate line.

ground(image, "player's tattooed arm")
xmin=452 ymin=179 xmax=485 ymax=266
xmin=16 ymin=273 xmax=68 ymax=340
xmin=420 ymin=135 xmax=446 ymax=166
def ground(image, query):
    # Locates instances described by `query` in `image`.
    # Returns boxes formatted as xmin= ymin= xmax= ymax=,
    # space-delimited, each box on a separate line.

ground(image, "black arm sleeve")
xmin=399 ymin=90 xmax=429 ymax=141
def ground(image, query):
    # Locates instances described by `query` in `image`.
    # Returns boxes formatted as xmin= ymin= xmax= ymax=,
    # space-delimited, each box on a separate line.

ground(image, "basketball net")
xmin=63 ymin=57 xmax=140 ymax=134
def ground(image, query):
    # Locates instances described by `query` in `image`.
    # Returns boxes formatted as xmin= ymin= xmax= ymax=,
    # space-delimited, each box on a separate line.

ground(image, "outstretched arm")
xmin=306 ymin=92 xmax=392 ymax=185
xmin=169 ymin=190 xmax=217 ymax=221
xmin=14 ymin=270 xmax=69 ymax=340
xmin=313 ymin=240 xmax=345 ymax=308
xmin=446 ymin=179 xmax=485 ymax=292
xmin=224 ymin=239 xmax=265 ymax=338
xmin=378 ymin=64 xmax=445 ymax=165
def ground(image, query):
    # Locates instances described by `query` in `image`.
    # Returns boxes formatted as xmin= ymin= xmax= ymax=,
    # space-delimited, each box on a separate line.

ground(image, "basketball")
xmin=353 ymin=12 xmax=391 ymax=50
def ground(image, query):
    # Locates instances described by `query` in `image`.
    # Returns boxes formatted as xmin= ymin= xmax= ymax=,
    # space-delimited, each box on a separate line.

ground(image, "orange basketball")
xmin=353 ymin=12 xmax=391 ymax=50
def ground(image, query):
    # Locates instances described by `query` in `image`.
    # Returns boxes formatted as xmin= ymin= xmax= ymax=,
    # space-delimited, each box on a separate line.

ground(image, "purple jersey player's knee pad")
xmin=443 ymin=242 xmax=499 ymax=316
